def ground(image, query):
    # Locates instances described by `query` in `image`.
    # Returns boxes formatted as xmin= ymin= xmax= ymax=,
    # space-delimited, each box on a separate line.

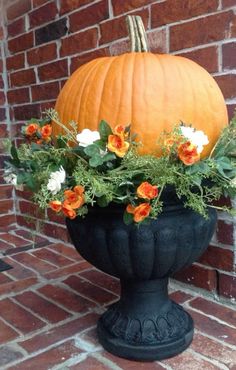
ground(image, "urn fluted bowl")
xmin=66 ymin=198 xmax=217 ymax=362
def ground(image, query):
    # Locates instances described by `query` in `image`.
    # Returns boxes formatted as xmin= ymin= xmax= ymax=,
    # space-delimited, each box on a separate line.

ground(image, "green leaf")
xmin=56 ymin=136 xmax=68 ymax=148
xmin=97 ymin=196 xmax=109 ymax=207
xmin=84 ymin=144 xmax=100 ymax=157
xmin=102 ymin=152 xmax=116 ymax=162
xmin=98 ymin=120 xmax=112 ymax=141
xmin=89 ymin=155 xmax=104 ymax=167
xmin=10 ymin=145 xmax=20 ymax=166
xmin=123 ymin=211 xmax=133 ymax=225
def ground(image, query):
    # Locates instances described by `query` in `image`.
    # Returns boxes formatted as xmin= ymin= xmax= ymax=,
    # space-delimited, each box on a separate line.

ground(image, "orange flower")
xmin=114 ymin=124 xmax=129 ymax=139
xmin=178 ymin=141 xmax=200 ymax=166
xmin=41 ymin=124 xmax=52 ymax=139
xmin=64 ymin=185 xmax=85 ymax=209
xmin=137 ymin=182 xmax=158 ymax=200
xmin=49 ymin=200 xmax=62 ymax=213
xmin=107 ymin=134 xmax=129 ymax=157
xmin=126 ymin=203 xmax=151 ymax=223
xmin=62 ymin=201 xmax=77 ymax=219
xmin=25 ymin=123 xmax=39 ymax=136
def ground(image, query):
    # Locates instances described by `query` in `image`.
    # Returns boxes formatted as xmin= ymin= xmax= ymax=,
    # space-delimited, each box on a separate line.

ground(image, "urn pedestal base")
xmin=97 ymin=278 xmax=193 ymax=361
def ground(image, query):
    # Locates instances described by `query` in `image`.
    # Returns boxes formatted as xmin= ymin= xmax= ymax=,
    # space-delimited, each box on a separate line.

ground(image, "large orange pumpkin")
xmin=54 ymin=16 xmax=228 ymax=157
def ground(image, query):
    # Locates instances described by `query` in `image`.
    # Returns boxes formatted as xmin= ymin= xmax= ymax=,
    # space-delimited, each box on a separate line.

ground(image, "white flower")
xmin=51 ymin=166 xmax=66 ymax=183
xmin=47 ymin=166 xmax=66 ymax=195
xmin=180 ymin=126 xmax=209 ymax=154
xmin=231 ymin=177 xmax=236 ymax=188
xmin=76 ymin=129 xmax=100 ymax=147
xmin=4 ymin=173 xmax=17 ymax=185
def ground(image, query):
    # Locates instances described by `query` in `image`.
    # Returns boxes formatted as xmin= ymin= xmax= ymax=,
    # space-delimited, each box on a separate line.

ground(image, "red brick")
xmin=48 ymin=244 xmax=77 ymax=260
xmin=152 ymin=0 xmax=218 ymax=28
xmin=27 ymin=43 xmax=57 ymax=66
xmin=10 ymin=69 xmax=36 ymax=88
xmin=15 ymin=291 xmax=71 ymax=323
xmin=18 ymin=200 xmax=44 ymax=218
xmin=0 ymin=76 xmax=4 ymax=89
xmin=170 ymin=11 xmax=236 ymax=51
xmin=38 ymin=59 xmax=68 ymax=81
xmin=222 ymin=0 xmax=236 ymax=7
xmin=31 ymin=81 xmax=60 ymax=101
xmin=47 ymin=208 xmax=66 ymax=224
xmin=7 ymin=17 xmax=25 ymax=38
xmin=218 ymin=272 xmax=236 ymax=298
xmin=0 ymin=200 xmax=13 ymax=214
xmin=0 ymin=91 xmax=5 ymax=105
xmin=223 ymin=42 xmax=236 ymax=69
xmin=3 ymin=257 xmax=36 ymax=280
xmin=70 ymin=47 xmax=110 ymax=73
xmin=11 ymin=252 xmax=56 ymax=274
xmin=0 ymin=214 xmax=16 ymax=228
xmin=0 ymin=124 xmax=8 ymax=138
xmin=70 ymin=356 xmax=112 ymax=370
xmin=43 ymin=261 xmax=91 ymax=280
xmin=14 ymin=103 xmax=41 ymax=120
xmin=63 ymin=275 xmax=118 ymax=304
xmin=191 ymin=332 xmax=236 ymax=367
xmin=60 ymin=0 xmax=94 ymax=14
xmin=40 ymin=100 xmax=56 ymax=112
xmin=199 ymin=245 xmax=234 ymax=272
xmin=163 ymin=351 xmax=221 ymax=370
xmin=0 ymin=239 xmax=11 ymax=251
xmin=10 ymin=340 xmax=83 ymax=370
xmin=8 ymin=32 xmax=33 ymax=53
xmin=16 ymin=214 xmax=37 ymax=229
xmin=174 ymin=263 xmax=217 ymax=291
xmin=69 ymin=0 xmax=109 ymax=33
xmin=169 ymin=290 xmax=193 ymax=304
xmin=7 ymin=88 xmax=30 ymax=104
xmin=227 ymin=104 xmax=236 ymax=120
xmin=0 ymin=233 xmax=30 ymax=247
xmin=103 ymin=352 xmax=166 ymax=369
xmin=190 ymin=297 xmax=236 ymax=327
xmin=100 ymin=9 xmax=149 ymax=45
xmin=0 ymin=319 xmax=18 ymax=345
xmin=39 ymin=283 xmax=97 ymax=312
xmin=216 ymin=220 xmax=234 ymax=245
xmin=0 ymin=298 xmax=45 ymax=334
xmin=29 ymin=2 xmax=57 ymax=28
xmin=214 ymin=74 xmax=236 ymax=100
xmin=32 ymin=0 xmax=49 ymax=7
xmin=0 ymin=277 xmax=38 ymax=296
xmin=60 ymin=28 xmax=98 ymax=57
xmin=42 ymin=222 xmax=70 ymax=243
xmin=7 ymin=0 xmax=31 ymax=21
xmin=179 ymin=46 xmax=219 ymax=73
xmin=80 ymin=269 xmax=120 ymax=295
xmin=14 ymin=229 xmax=48 ymax=245
xmin=189 ymin=309 xmax=236 ymax=346
xmin=0 ymin=273 xmax=13 ymax=285
xmin=32 ymin=247 xmax=74 ymax=267
xmin=20 ymin=312 xmax=98 ymax=353
xmin=112 ymin=0 xmax=156 ymax=15
xmin=147 ymin=29 xmax=167 ymax=53
xmin=6 ymin=54 xmax=25 ymax=71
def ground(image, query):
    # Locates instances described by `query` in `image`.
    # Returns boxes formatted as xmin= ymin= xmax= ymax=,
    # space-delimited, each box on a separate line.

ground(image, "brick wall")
xmin=0 ymin=0 xmax=235 ymax=300
xmin=0 ymin=1 xmax=16 ymax=228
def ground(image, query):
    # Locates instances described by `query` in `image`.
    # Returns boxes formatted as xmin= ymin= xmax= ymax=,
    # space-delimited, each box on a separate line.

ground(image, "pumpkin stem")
xmin=126 ymin=15 xmax=149 ymax=52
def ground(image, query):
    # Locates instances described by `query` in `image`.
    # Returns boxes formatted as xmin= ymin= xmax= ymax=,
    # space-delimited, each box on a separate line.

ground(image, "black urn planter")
xmin=66 ymin=197 xmax=217 ymax=362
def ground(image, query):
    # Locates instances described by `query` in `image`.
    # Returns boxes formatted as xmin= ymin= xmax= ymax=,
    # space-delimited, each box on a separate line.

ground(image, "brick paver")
xmin=0 ymin=226 xmax=235 ymax=369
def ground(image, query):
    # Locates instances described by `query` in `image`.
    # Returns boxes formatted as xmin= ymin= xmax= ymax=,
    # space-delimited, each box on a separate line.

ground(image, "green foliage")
xmin=3 ymin=109 xmax=236 ymax=224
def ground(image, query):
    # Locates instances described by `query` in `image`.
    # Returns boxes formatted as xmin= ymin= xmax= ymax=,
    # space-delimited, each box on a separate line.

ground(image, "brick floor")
xmin=0 ymin=226 xmax=235 ymax=369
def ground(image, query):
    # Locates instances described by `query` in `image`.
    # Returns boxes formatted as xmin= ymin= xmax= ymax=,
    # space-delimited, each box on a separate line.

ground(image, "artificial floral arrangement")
xmin=4 ymin=109 xmax=236 ymax=224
